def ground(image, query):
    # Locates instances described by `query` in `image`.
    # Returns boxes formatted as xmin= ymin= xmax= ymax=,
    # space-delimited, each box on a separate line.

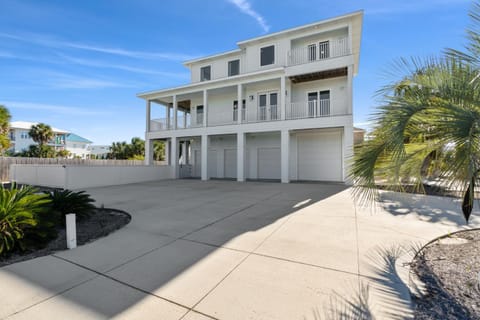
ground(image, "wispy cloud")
xmin=42 ymin=71 xmax=137 ymax=89
xmin=227 ymin=0 xmax=269 ymax=32
xmin=365 ymin=0 xmax=471 ymax=15
xmin=3 ymin=101 xmax=111 ymax=116
xmin=0 ymin=32 xmax=198 ymax=61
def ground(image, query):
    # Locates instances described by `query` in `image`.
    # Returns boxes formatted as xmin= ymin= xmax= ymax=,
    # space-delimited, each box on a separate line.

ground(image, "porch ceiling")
xmin=289 ymin=67 xmax=347 ymax=84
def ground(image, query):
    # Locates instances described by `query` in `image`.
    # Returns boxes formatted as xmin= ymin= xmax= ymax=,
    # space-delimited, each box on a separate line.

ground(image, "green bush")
xmin=0 ymin=184 xmax=52 ymax=255
xmin=47 ymin=189 xmax=96 ymax=222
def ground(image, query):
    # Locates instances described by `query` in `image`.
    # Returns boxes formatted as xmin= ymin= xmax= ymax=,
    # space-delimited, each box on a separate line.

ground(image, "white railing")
xmin=207 ymin=109 xmax=238 ymax=127
xmin=244 ymin=105 xmax=279 ymax=123
xmin=286 ymin=100 xmax=331 ymax=120
xmin=287 ymin=37 xmax=350 ymax=66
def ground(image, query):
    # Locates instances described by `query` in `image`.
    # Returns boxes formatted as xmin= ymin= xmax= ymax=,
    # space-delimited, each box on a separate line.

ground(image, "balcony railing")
xmin=149 ymin=100 xmax=346 ymax=132
xmin=287 ymin=37 xmax=350 ymax=66
xmin=286 ymin=100 xmax=331 ymax=120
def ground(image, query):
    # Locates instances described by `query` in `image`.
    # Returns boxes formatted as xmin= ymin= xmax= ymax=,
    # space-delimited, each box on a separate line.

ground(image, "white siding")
xmin=224 ymin=149 xmax=237 ymax=178
xmin=257 ymin=147 xmax=281 ymax=180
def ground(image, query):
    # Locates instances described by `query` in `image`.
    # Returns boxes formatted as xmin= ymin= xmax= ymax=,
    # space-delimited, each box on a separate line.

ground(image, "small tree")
xmin=29 ymin=123 xmax=54 ymax=147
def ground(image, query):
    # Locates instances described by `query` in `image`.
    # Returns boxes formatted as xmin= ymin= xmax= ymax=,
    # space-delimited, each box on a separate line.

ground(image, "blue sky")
xmin=0 ymin=0 xmax=473 ymax=145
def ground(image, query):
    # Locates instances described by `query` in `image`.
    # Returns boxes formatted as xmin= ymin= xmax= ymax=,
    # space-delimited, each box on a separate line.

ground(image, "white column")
xmin=237 ymin=132 xmax=245 ymax=182
xmin=144 ymin=138 xmax=153 ymax=165
xmin=183 ymin=110 xmax=187 ymax=128
xmin=166 ymin=105 xmax=171 ymax=129
xmin=280 ymin=76 xmax=286 ymax=120
xmin=281 ymin=129 xmax=290 ymax=183
xmin=173 ymin=95 xmax=178 ymax=130
xmin=237 ymin=84 xmax=243 ymax=124
xmin=203 ymin=89 xmax=208 ymax=127
xmin=146 ymin=100 xmax=151 ymax=132
xmin=171 ymin=136 xmax=178 ymax=178
xmin=343 ymin=125 xmax=354 ymax=184
xmin=201 ymin=134 xmax=209 ymax=180
xmin=347 ymin=64 xmax=353 ymax=115
xmin=165 ymin=140 xmax=170 ymax=165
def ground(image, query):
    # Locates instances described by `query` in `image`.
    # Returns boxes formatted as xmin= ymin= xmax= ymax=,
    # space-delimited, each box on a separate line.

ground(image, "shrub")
xmin=47 ymin=189 xmax=96 ymax=222
xmin=0 ymin=184 xmax=52 ymax=255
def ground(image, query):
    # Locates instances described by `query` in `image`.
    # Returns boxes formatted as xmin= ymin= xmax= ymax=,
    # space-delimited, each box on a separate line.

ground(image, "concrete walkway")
xmin=1 ymin=180 xmax=478 ymax=319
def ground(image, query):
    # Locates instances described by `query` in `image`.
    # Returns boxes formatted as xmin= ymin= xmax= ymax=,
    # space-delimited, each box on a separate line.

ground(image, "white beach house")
xmin=138 ymin=11 xmax=363 ymax=183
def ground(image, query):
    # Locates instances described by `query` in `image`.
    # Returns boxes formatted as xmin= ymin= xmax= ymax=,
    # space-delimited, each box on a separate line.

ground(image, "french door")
xmin=258 ymin=92 xmax=279 ymax=121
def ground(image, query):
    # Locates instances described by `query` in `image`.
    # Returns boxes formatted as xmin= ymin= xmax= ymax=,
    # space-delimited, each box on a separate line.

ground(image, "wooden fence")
xmin=0 ymin=157 xmax=165 ymax=182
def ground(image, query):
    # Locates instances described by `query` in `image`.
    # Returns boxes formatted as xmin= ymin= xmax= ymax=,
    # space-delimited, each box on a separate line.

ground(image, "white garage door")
xmin=208 ymin=150 xmax=218 ymax=178
xmin=224 ymin=149 xmax=237 ymax=179
xmin=297 ymin=131 xmax=342 ymax=181
xmin=258 ymin=147 xmax=281 ymax=180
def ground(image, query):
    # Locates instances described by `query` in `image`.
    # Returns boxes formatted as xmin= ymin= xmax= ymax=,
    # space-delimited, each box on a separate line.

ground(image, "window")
xmin=196 ymin=105 xmax=204 ymax=125
xmin=319 ymin=41 xmax=330 ymax=59
xmin=260 ymin=45 xmax=275 ymax=66
xmin=308 ymin=44 xmax=317 ymax=61
xmin=200 ymin=66 xmax=211 ymax=81
xmin=307 ymin=90 xmax=330 ymax=117
xmin=233 ymin=99 xmax=246 ymax=121
xmin=228 ymin=59 xmax=240 ymax=76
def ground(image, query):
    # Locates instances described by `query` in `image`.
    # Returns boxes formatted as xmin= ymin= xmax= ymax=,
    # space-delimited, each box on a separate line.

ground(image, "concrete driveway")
xmin=1 ymin=180 xmax=478 ymax=319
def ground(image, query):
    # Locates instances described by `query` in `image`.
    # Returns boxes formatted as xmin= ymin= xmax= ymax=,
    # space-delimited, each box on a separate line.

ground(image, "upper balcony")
xmin=287 ymin=37 xmax=350 ymax=67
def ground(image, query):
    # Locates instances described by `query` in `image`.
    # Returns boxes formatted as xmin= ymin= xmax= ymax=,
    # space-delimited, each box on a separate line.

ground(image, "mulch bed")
xmin=411 ymin=229 xmax=480 ymax=319
xmin=0 ymin=208 xmax=131 ymax=268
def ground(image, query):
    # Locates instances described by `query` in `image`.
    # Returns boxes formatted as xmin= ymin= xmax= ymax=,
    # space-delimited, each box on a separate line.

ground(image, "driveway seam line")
xmin=50 ymin=254 xmax=210 ymax=318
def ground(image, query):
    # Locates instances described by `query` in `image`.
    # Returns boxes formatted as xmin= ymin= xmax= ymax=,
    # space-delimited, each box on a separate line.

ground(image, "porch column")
xmin=183 ymin=110 xmax=187 ymax=128
xmin=347 ymin=64 xmax=353 ymax=115
xmin=237 ymin=84 xmax=243 ymax=124
xmin=166 ymin=105 xmax=171 ymax=129
xmin=203 ymin=89 xmax=208 ymax=127
xmin=280 ymin=76 xmax=286 ymax=120
xmin=286 ymin=78 xmax=291 ymax=119
xmin=173 ymin=95 xmax=178 ymax=130
xmin=281 ymin=129 xmax=290 ymax=183
xmin=201 ymin=134 xmax=209 ymax=180
xmin=171 ymin=136 xmax=179 ymax=178
xmin=146 ymin=100 xmax=151 ymax=132
xmin=237 ymin=132 xmax=245 ymax=182
xmin=165 ymin=140 xmax=171 ymax=165
xmin=144 ymin=138 xmax=153 ymax=165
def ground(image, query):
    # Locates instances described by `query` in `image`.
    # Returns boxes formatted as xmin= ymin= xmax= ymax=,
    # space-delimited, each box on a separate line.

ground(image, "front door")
xmin=258 ymin=92 xmax=279 ymax=121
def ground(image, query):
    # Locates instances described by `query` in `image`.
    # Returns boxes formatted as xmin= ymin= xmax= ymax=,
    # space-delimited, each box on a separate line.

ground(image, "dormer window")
xmin=200 ymin=66 xmax=211 ymax=81
xmin=260 ymin=45 xmax=275 ymax=66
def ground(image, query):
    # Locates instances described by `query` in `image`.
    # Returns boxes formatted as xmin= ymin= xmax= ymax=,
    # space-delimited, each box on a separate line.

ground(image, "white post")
xmin=171 ymin=136 xmax=178 ymax=178
xmin=201 ymin=134 xmax=209 ymax=180
xmin=66 ymin=213 xmax=77 ymax=249
xmin=183 ymin=110 xmax=187 ymax=128
xmin=281 ymin=130 xmax=290 ymax=183
xmin=146 ymin=100 xmax=151 ymax=132
xmin=347 ymin=64 xmax=353 ymax=115
xmin=237 ymin=132 xmax=245 ymax=182
xmin=173 ymin=95 xmax=178 ymax=130
xmin=166 ymin=105 xmax=171 ymax=129
xmin=237 ymin=84 xmax=243 ymax=124
xmin=203 ymin=89 xmax=208 ymax=127
xmin=280 ymin=76 xmax=286 ymax=120
xmin=145 ymin=138 xmax=153 ymax=165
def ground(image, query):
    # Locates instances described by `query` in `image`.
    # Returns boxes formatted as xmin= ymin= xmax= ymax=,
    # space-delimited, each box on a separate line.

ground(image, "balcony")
xmin=287 ymin=37 xmax=350 ymax=66
xmin=148 ymin=98 xmax=351 ymax=133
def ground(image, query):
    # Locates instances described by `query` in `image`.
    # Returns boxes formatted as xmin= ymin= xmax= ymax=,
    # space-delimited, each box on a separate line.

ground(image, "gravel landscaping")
xmin=411 ymin=229 xmax=480 ymax=319
xmin=0 ymin=207 xmax=130 ymax=267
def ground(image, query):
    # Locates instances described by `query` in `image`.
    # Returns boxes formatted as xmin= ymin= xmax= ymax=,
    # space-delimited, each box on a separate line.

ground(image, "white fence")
xmin=10 ymin=164 xmax=174 ymax=189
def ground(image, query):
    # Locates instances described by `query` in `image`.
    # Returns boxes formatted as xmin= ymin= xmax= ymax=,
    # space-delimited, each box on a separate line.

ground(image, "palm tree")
xmin=29 ymin=123 xmax=54 ymax=147
xmin=0 ymin=105 xmax=11 ymax=155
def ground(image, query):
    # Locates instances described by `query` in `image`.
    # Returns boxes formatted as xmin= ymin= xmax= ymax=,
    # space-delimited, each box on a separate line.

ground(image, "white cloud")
xmin=3 ymin=101 xmax=111 ymax=116
xmin=227 ymin=0 xmax=270 ymax=32
xmin=0 ymin=32 xmax=198 ymax=61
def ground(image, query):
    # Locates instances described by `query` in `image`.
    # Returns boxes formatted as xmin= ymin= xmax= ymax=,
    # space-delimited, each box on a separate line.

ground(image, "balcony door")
xmin=258 ymin=92 xmax=279 ymax=121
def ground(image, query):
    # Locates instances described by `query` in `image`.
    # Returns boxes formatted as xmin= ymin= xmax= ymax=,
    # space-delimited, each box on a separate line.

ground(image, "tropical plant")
xmin=47 ymin=189 xmax=96 ymax=222
xmin=20 ymin=144 xmax=56 ymax=158
xmin=0 ymin=184 xmax=52 ymax=255
xmin=0 ymin=105 xmax=11 ymax=154
xmin=153 ymin=140 xmax=165 ymax=161
xmin=29 ymin=123 xmax=54 ymax=147
xmin=108 ymin=137 xmax=146 ymax=160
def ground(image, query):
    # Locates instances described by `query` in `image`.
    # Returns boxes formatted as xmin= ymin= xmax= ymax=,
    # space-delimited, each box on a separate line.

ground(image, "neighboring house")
xmin=353 ymin=127 xmax=366 ymax=145
xmin=65 ymin=133 xmax=93 ymax=159
xmin=88 ymin=145 xmax=111 ymax=159
xmin=9 ymin=121 xmax=68 ymax=153
xmin=138 ymin=11 xmax=363 ymax=183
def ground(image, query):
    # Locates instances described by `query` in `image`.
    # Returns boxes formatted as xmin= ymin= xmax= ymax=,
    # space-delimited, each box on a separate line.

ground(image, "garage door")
xmin=258 ymin=147 xmax=281 ymax=180
xmin=224 ymin=149 xmax=237 ymax=179
xmin=297 ymin=130 xmax=342 ymax=181
xmin=193 ymin=150 xmax=201 ymax=177
xmin=208 ymin=150 xmax=218 ymax=178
